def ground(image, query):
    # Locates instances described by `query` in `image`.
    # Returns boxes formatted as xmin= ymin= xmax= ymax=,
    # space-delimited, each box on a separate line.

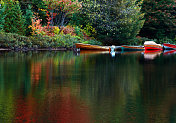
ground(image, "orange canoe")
xmin=75 ymin=43 xmax=110 ymax=51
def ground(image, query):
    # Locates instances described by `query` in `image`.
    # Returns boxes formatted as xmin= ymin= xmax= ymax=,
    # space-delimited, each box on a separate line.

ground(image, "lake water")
xmin=0 ymin=50 xmax=176 ymax=123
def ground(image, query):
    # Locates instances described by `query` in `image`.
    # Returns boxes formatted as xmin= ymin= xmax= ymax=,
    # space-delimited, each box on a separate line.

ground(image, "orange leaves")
xmin=29 ymin=14 xmax=43 ymax=35
xmin=29 ymin=13 xmax=54 ymax=36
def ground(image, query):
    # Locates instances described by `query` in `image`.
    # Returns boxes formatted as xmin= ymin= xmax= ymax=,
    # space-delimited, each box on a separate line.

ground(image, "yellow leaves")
xmin=0 ymin=0 xmax=5 ymax=5
xmin=38 ymin=8 xmax=47 ymax=12
xmin=53 ymin=26 xmax=60 ymax=35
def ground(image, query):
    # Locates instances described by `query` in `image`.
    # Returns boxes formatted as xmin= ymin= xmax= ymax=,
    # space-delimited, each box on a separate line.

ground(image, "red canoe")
xmin=144 ymin=41 xmax=163 ymax=50
xmin=163 ymin=43 xmax=176 ymax=50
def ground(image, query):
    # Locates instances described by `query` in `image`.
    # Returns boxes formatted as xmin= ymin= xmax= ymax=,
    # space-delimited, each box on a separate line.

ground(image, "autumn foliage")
xmin=43 ymin=0 xmax=82 ymax=26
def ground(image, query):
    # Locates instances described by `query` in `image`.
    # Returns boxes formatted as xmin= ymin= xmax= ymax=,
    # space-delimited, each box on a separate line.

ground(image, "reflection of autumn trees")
xmin=0 ymin=51 xmax=89 ymax=122
xmin=14 ymin=87 xmax=90 ymax=122
xmin=0 ymin=51 xmax=176 ymax=122
xmin=31 ymin=62 xmax=41 ymax=85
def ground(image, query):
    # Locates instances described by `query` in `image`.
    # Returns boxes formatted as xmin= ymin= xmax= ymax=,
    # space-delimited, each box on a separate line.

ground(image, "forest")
xmin=0 ymin=0 xmax=175 ymax=49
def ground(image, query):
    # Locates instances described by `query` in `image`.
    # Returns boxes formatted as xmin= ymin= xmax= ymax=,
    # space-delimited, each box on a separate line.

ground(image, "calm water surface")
xmin=0 ymin=50 xmax=176 ymax=123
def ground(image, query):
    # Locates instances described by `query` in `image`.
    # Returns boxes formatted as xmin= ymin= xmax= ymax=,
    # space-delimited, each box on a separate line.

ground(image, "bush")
xmin=82 ymin=40 xmax=103 ymax=45
xmin=0 ymin=31 xmax=96 ymax=49
xmin=129 ymin=36 xmax=176 ymax=45
xmin=156 ymin=38 xmax=175 ymax=44
xmin=129 ymin=36 xmax=156 ymax=45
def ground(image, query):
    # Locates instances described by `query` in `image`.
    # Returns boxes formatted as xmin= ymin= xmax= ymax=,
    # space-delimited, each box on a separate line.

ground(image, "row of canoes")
xmin=75 ymin=41 xmax=176 ymax=51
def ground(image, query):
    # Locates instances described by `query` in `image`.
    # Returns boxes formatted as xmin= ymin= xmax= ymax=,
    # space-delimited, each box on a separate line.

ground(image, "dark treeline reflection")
xmin=0 ymin=51 xmax=176 ymax=123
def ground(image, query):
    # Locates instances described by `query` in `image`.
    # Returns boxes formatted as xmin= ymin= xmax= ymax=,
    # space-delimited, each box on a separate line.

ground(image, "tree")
xmin=81 ymin=0 xmax=145 ymax=45
xmin=43 ymin=0 xmax=82 ymax=26
xmin=3 ymin=0 xmax=25 ymax=35
xmin=0 ymin=2 xmax=5 ymax=31
xmin=140 ymin=0 xmax=176 ymax=39
xmin=25 ymin=4 xmax=33 ymax=36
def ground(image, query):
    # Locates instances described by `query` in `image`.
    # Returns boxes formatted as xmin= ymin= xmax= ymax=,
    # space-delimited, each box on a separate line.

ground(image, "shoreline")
xmin=0 ymin=47 xmax=70 ymax=51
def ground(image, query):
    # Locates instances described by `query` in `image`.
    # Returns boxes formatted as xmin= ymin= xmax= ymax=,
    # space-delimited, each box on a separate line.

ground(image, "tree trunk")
xmin=51 ymin=9 xmax=54 ymax=26
xmin=60 ymin=13 xmax=66 ymax=27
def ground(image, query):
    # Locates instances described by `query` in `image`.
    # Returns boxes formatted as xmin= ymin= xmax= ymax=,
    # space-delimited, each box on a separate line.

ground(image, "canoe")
xmin=144 ymin=41 xmax=163 ymax=50
xmin=75 ymin=43 xmax=110 ymax=51
xmin=163 ymin=43 xmax=176 ymax=50
xmin=121 ymin=45 xmax=144 ymax=51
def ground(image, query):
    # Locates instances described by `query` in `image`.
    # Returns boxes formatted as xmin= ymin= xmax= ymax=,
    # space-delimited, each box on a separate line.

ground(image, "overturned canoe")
xmin=121 ymin=45 xmax=144 ymax=51
xmin=163 ymin=43 xmax=176 ymax=50
xmin=144 ymin=41 xmax=163 ymax=50
xmin=75 ymin=43 xmax=110 ymax=51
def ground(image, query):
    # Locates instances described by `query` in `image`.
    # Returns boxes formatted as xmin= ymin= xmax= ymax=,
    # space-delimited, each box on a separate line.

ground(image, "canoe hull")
xmin=163 ymin=43 xmax=176 ymax=50
xmin=75 ymin=43 xmax=109 ymax=51
xmin=144 ymin=45 xmax=163 ymax=50
xmin=144 ymin=41 xmax=163 ymax=51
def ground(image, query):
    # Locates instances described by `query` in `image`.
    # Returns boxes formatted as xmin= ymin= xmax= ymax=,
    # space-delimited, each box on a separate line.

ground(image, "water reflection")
xmin=144 ymin=50 xmax=162 ymax=60
xmin=0 ymin=51 xmax=176 ymax=122
xmin=164 ymin=50 xmax=176 ymax=55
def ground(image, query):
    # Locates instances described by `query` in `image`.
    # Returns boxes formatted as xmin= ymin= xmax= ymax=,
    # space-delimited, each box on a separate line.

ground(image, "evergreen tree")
xmin=25 ymin=4 xmax=33 ymax=36
xmin=141 ymin=0 xmax=176 ymax=39
xmin=82 ymin=0 xmax=145 ymax=45
xmin=0 ymin=1 xmax=5 ymax=31
xmin=3 ymin=0 xmax=25 ymax=35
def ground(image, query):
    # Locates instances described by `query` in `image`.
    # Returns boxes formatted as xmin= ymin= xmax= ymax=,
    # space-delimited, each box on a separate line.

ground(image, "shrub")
xmin=74 ymin=26 xmax=83 ymax=38
xmin=30 ymin=14 xmax=53 ymax=36
xmin=0 ymin=31 xmax=91 ymax=49
xmin=82 ymin=23 xmax=97 ymax=37
xmin=82 ymin=40 xmax=103 ymax=45
xmin=157 ymin=37 xmax=175 ymax=44
xmin=128 ymin=36 xmax=156 ymax=45
xmin=61 ymin=25 xmax=76 ymax=36
xmin=53 ymin=26 xmax=60 ymax=35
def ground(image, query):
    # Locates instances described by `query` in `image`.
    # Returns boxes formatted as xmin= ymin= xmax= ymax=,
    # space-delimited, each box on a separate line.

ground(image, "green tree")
xmin=0 ymin=0 xmax=5 ymax=31
xmin=140 ymin=0 xmax=176 ymax=39
xmin=82 ymin=0 xmax=145 ymax=45
xmin=3 ymin=0 xmax=25 ymax=35
xmin=25 ymin=4 xmax=33 ymax=36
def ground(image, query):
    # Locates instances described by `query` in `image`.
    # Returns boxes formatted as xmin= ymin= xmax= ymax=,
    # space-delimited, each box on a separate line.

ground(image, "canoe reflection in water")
xmin=144 ymin=50 xmax=162 ymax=60
xmin=164 ymin=50 xmax=176 ymax=55
xmin=121 ymin=50 xmax=144 ymax=55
